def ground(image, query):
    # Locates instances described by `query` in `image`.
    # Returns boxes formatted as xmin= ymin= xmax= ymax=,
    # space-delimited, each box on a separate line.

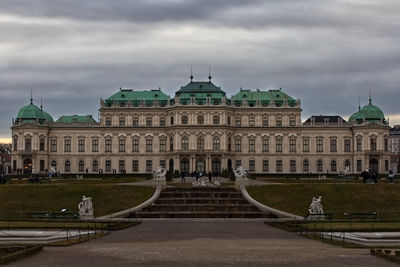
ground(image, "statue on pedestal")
xmin=307 ymin=196 xmax=325 ymax=220
xmin=152 ymin=166 xmax=167 ymax=187
xmin=78 ymin=195 xmax=94 ymax=219
xmin=234 ymin=166 xmax=249 ymax=187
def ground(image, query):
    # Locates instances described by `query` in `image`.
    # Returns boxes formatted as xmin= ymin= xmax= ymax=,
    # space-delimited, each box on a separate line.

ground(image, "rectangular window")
xmin=290 ymin=160 xmax=296 ymax=172
xmin=105 ymin=160 xmax=111 ymax=172
xmin=160 ymin=117 xmax=166 ymax=127
xmin=276 ymin=160 xmax=282 ymax=172
xmin=385 ymin=160 xmax=389 ymax=171
xmin=249 ymin=116 xmax=255 ymax=126
xmin=25 ymin=138 xmax=31 ymax=151
xmin=290 ymin=116 xmax=296 ymax=126
xmin=78 ymin=139 xmax=85 ymax=152
xmin=384 ymin=139 xmax=389 ymax=152
xmin=235 ymin=139 xmax=242 ymax=152
xmin=160 ymin=139 xmax=166 ymax=152
xmin=227 ymin=116 xmax=231 ymax=125
xmin=132 ymin=160 xmax=139 ymax=172
xmin=276 ymin=116 xmax=282 ymax=127
xmin=357 ymin=138 xmax=362 ymax=151
xmin=119 ymin=117 xmax=125 ymax=126
xmin=317 ymin=160 xmax=323 ymax=172
xmin=330 ymin=139 xmax=337 ymax=152
xmin=276 ymin=139 xmax=282 ymax=152
xmin=262 ymin=116 xmax=269 ymax=127
xmin=262 ymin=160 xmax=269 ymax=172
xmin=133 ymin=117 xmax=139 ymax=127
xmin=160 ymin=160 xmax=166 ymax=169
xmin=119 ymin=160 xmax=125 ymax=173
xmin=235 ymin=116 xmax=241 ymax=126
xmin=13 ymin=138 xmax=18 ymax=151
xmin=146 ymin=139 xmax=152 ymax=152
xmin=105 ymin=139 xmax=112 ymax=152
xmin=303 ymin=160 xmax=309 ymax=172
xmin=105 ymin=117 xmax=111 ymax=126
xmin=64 ymin=139 xmax=71 ymax=152
xmin=316 ymin=139 xmax=323 ymax=152
xmin=40 ymin=160 xmax=45 ymax=172
xmin=249 ymin=160 xmax=255 ymax=172
xmin=302 ymin=139 xmax=309 ymax=152
xmin=262 ymin=139 xmax=269 ymax=152
xmin=357 ymin=160 xmax=362 ymax=172
xmin=170 ymin=116 xmax=174 ymax=125
xmin=235 ymin=160 xmax=242 ymax=168
xmin=40 ymin=139 xmax=45 ymax=151
xmin=249 ymin=139 xmax=255 ymax=152
xmin=370 ymin=138 xmax=377 ymax=151
xmin=92 ymin=139 xmax=99 ymax=152
xmin=132 ymin=139 xmax=139 ymax=152
xmin=119 ymin=139 xmax=125 ymax=152
xmin=13 ymin=160 xmax=17 ymax=172
xmin=289 ymin=139 xmax=296 ymax=152
xmin=146 ymin=160 xmax=152 ymax=172
xmin=146 ymin=117 xmax=152 ymax=127
xmin=344 ymin=139 xmax=351 ymax=152
xmin=197 ymin=138 xmax=204 ymax=150
xmin=51 ymin=139 xmax=57 ymax=152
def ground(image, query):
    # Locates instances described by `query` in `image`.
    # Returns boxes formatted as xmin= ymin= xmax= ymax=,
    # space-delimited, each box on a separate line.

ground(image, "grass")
xmin=0 ymin=184 xmax=154 ymax=220
xmin=247 ymin=183 xmax=400 ymax=219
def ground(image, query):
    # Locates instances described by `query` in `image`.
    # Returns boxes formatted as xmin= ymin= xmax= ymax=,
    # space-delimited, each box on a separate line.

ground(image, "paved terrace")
xmin=10 ymin=221 xmax=395 ymax=266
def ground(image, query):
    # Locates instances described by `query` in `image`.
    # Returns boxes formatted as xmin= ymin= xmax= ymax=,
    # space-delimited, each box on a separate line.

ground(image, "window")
xmin=249 ymin=160 xmax=255 ymax=172
xmin=303 ymin=160 xmax=309 ymax=172
xmin=262 ymin=116 xmax=269 ymax=127
xmin=263 ymin=160 xmax=269 ymax=172
xmin=64 ymin=160 xmax=71 ymax=172
xmin=276 ymin=160 xmax=282 ymax=172
xmin=317 ymin=160 xmax=323 ymax=172
xmin=170 ymin=116 xmax=174 ymax=125
xmin=105 ymin=117 xmax=111 ymax=126
xmin=235 ymin=139 xmax=242 ymax=152
xmin=40 ymin=160 xmax=44 ymax=172
xmin=316 ymin=139 xmax=323 ymax=152
xmin=51 ymin=160 xmax=56 ymax=170
xmin=133 ymin=117 xmax=139 ymax=126
xmin=119 ymin=160 xmax=125 ymax=173
xmin=197 ymin=137 xmax=204 ymax=150
xmin=51 ymin=140 xmax=57 ymax=152
xmin=248 ymin=116 xmax=255 ymax=126
xmin=227 ymin=137 xmax=231 ymax=151
xmin=25 ymin=138 xmax=31 ymax=151
xmin=262 ymin=139 xmax=269 ymax=152
xmin=170 ymin=137 xmax=174 ymax=151
xmin=235 ymin=160 xmax=242 ymax=168
xmin=303 ymin=139 xmax=309 ymax=152
xmin=344 ymin=160 xmax=351 ymax=172
xmin=105 ymin=139 xmax=112 ymax=152
xmin=385 ymin=160 xmax=389 ymax=171
xmin=235 ymin=116 xmax=241 ymax=126
xmin=105 ymin=160 xmax=111 ymax=172
xmin=78 ymin=139 xmax=85 ymax=152
xmin=132 ymin=160 xmax=139 ymax=172
xmin=344 ymin=139 xmax=351 ymax=152
xmin=213 ymin=137 xmax=220 ymax=150
xmin=289 ymin=139 xmax=296 ymax=152
xmin=160 ymin=117 xmax=166 ymax=126
xmin=78 ymin=160 xmax=84 ymax=172
xmin=146 ymin=160 xmax=152 ymax=172
xmin=249 ymin=139 xmax=255 ymax=152
xmin=64 ymin=139 xmax=71 ymax=152
xmin=92 ymin=139 xmax=99 ymax=152
xmin=119 ymin=139 xmax=125 ymax=152
xmin=160 ymin=139 xmax=166 ymax=152
xmin=290 ymin=160 xmax=296 ymax=172
xmin=330 ymin=139 xmax=337 ymax=152
xmin=119 ymin=116 xmax=125 ymax=126
xmin=181 ymin=137 xmax=189 ymax=150
xmin=331 ymin=160 xmax=337 ymax=172
xmin=289 ymin=116 xmax=296 ymax=126
xmin=196 ymin=115 xmax=204 ymax=125
xmin=132 ymin=139 xmax=139 ymax=152
xmin=146 ymin=139 xmax=153 ymax=152
xmin=40 ymin=139 xmax=45 ymax=151
xmin=160 ymin=160 xmax=166 ymax=169
xmin=13 ymin=137 xmax=18 ymax=151
xmin=370 ymin=138 xmax=377 ymax=151
xmin=276 ymin=116 xmax=282 ymax=127
xmin=357 ymin=138 xmax=362 ymax=151
xmin=181 ymin=115 xmax=188 ymax=124
xmin=357 ymin=160 xmax=362 ymax=172
xmin=92 ymin=160 xmax=98 ymax=172
xmin=227 ymin=116 xmax=231 ymax=125
xmin=146 ymin=117 xmax=152 ymax=126
xmin=213 ymin=115 xmax=220 ymax=125
xmin=384 ymin=139 xmax=389 ymax=152
xmin=276 ymin=139 xmax=282 ymax=152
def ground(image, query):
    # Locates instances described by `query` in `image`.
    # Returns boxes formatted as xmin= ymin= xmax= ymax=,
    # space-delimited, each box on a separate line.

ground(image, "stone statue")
xmin=307 ymin=196 xmax=325 ymax=220
xmin=78 ymin=195 xmax=94 ymax=219
xmin=234 ymin=166 xmax=249 ymax=187
xmin=152 ymin=166 xmax=167 ymax=187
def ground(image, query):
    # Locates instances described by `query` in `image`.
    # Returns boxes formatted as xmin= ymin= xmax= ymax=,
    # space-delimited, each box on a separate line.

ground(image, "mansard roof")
xmin=304 ymin=115 xmax=347 ymax=124
xmin=55 ymin=115 xmax=97 ymax=124
xmin=176 ymin=81 xmax=225 ymax=96
xmin=106 ymin=89 xmax=170 ymax=101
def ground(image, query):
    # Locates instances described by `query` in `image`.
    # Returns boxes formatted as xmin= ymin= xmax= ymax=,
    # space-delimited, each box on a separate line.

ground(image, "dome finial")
xmin=358 ymin=97 xmax=361 ymax=111
xmin=208 ymin=65 xmax=212 ymax=81
xmin=40 ymin=96 xmax=43 ymax=110
xmin=30 ymin=89 xmax=33 ymax=104
xmin=369 ymin=89 xmax=372 ymax=105
xmin=190 ymin=65 xmax=193 ymax=82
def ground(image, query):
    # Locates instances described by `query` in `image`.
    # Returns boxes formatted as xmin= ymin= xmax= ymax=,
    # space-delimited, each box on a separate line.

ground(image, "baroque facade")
xmin=11 ymin=77 xmax=391 ymax=175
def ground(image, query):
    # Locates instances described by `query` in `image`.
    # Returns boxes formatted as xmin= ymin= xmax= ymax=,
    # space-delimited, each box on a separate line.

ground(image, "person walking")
xmin=181 ymin=171 xmax=185 ymax=183
xmin=361 ymin=169 xmax=369 ymax=183
xmin=208 ymin=171 xmax=212 ymax=183
xmin=388 ymin=170 xmax=395 ymax=184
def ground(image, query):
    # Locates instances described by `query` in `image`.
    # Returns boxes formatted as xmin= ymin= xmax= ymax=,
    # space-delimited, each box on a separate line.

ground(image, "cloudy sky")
xmin=1 ymin=0 xmax=400 ymax=142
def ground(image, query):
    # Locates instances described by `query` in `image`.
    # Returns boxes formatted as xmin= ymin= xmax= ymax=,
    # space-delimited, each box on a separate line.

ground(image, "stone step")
xmin=162 ymin=187 xmax=238 ymax=192
xmin=156 ymin=198 xmax=249 ymax=205
xmin=159 ymin=192 xmax=243 ymax=198
xmin=132 ymin=211 xmax=267 ymax=218
xmin=144 ymin=204 xmax=258 ymax=212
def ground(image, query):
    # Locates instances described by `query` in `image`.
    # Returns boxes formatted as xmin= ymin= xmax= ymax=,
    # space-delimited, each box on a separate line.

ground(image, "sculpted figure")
xmin=78 ymin=195 xmax=94 ymax=219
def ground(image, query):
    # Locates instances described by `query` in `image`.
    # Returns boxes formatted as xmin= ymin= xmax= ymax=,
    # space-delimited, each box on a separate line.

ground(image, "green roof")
xmin=176 ymin=81 xmax=226 ymax=96
xmin=231 ymin=89 xmax=296 ymax=107
xmin=105 ymin=89 xmax=170 ymax=107
xmin=16 ymin=101 xmax=53 ymax=124
xmin=55 ymin=115 xmax=97 ymax=124
xmin=348 ymin=101 xmax=385 ymax=124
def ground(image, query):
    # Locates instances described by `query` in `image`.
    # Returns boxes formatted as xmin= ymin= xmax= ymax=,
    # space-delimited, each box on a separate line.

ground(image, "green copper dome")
xmin=348 ymin=100 xmax=385 ymax=124
xmin=43 ymin=111 xmax=54 ymax=123
xmin=16 ymin=100 xmax=53 ymax=124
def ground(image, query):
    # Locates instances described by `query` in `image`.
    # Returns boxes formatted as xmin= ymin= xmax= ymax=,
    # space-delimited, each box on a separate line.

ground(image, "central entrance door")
xmin=23 ymin=158 xmax=32 ymax=174
xmin=212 ymin=157 xmax=221 ymax=175
xmin=180 ymin=158 xmax=189 ymax=175
xmin=369 ymin=158 xmax=378 ymax=173
xmin=196 ymin=158 xmax=205 ymax=173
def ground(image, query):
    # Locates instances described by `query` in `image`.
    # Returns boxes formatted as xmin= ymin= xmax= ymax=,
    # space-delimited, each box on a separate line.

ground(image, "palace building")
xmin=11 ymin=76 xmax=391 ymax=175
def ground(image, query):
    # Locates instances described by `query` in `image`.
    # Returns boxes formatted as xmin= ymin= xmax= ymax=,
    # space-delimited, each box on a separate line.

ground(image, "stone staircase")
xmin=129 ymin=187 xmax=272 ymax=218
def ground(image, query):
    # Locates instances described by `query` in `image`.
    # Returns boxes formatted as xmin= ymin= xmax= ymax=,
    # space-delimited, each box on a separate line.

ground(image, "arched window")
xmin=227 ymin=137 xmax=231 ymax=151
xmin=197 ymin=115 xmax=204 ymax=125
xmin=331 ymin=160 xmax=337 ymax=172
xmin=213 ymin=115 xmax=220 ymax=125
xmin=170 ymin=136 xmax=174 ymax=151
xmin=64 ymin=160 xmax=70 ymax=172
xmin=213 ymin=137 xmax=220 ymax=150
xmin=317 ymin=160 xmax=323 ymax=172
xmin=92 ymin=160 xmax=98 ymax=172
xmin=78 ymin=160 xmax=84 ymax=172
xmin=303 ymin=160 xmax=309 ymax=172
xmin=197 ymin=137 xmax=204 ymax=150
xmin=181 ymin=136 xmax=189 ymax=150
xmin=181 ymin=115 xmax=188 ymax=124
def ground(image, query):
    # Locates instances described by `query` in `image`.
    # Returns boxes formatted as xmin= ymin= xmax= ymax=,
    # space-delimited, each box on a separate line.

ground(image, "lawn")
xmin=0 ymin=184 xmax=154 ymax=220
xmin=247 ymin=183 xmax=400 ymax=220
